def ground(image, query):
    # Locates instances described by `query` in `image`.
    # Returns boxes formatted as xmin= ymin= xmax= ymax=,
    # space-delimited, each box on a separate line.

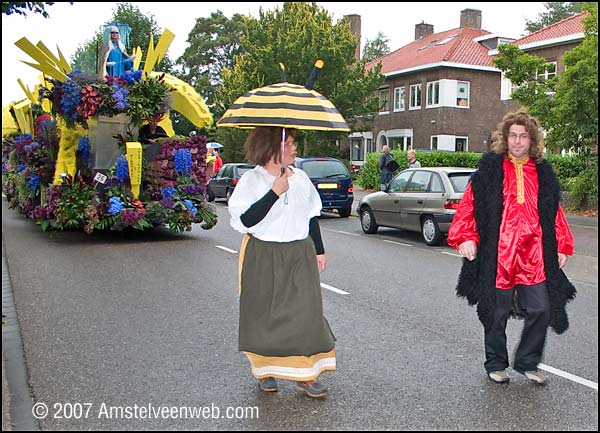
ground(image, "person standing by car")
xmin=379 ymin=145 xmax=395 ymax=185
xmin=447 ymin=111 xmax=575 ymax=385
xmin=228 ymin=126 xmax=336 ymax=398
xmin=407 ymin=149 xmax=421 ymax=168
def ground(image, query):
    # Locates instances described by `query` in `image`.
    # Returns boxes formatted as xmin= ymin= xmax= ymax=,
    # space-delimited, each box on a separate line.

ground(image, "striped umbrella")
xmin=217 ymin=82 xmax=349 ymax=132
xmin=218 ymin=61 xmax=349 ymax=178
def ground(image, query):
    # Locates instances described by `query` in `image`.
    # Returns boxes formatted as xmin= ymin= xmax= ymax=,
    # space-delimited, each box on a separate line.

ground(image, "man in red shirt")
xmin=447 ymin=111 xmax=576 ymax=385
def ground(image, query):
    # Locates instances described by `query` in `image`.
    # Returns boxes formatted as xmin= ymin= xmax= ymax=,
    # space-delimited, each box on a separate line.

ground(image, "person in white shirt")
xmin=407 ymin=149 xmax=421 ymax=168
xmin=228 ymin=126 xmax=335 ymax=398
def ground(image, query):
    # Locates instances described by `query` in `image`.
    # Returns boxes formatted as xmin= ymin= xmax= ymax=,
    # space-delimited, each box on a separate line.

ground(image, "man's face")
xmin=507 ymin=124 xmax=531 ymax=159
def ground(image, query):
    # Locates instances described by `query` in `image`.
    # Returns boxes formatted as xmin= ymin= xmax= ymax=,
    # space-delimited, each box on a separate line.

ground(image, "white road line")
xmin=538 ymin=363 xmax=598 ymax=390
xmin=383 ymin=240 xmax=412 ymax=247
xmin=215 ymin=245 xmax=238 ymax=254
xmin=321 ymin=283 xmax=350 ymax=295
xmin=441 ymin=251 xmax=462 ymax=258
xmin=335 ymin=230 xmax=362 ymax=236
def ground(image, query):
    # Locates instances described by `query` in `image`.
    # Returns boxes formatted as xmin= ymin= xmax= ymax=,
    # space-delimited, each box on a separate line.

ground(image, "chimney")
xmin=460 ymin=9 xmax=482 ymax=29
xmin=415 ymin=22 xmax=434 ymax=40
xmin=345 ymin=14 xmax=361 ymax=61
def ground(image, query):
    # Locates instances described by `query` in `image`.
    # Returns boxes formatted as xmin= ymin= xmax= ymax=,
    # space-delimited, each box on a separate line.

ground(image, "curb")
xmin=2 ymin=236 xmax=38 ymax=431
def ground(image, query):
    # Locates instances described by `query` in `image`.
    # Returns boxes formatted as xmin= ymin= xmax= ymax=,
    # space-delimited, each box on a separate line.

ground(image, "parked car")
xmin=207 ymin=163 xmax=256 ymax=202
xmin=294 ymin=156 xmax=354 ymax=218
xmin=357 ymin=167 xmax=475 ymax=245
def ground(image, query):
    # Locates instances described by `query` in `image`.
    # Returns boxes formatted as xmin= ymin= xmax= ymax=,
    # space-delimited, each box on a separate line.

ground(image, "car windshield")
xmin=448 ymin=172 xmax=472 ymax=193
xmin=301 ymin=160 xmax=349 ymax=178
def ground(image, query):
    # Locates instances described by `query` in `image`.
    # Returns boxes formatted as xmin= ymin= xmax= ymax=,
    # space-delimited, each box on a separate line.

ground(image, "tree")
xmin=525 ymin=2 xmax=584 ymax=32
xmin=2 ymin=2 xmax=65 ymax=18
xmin=216 ymin=2 xmax=383 ymax=157
xmin=178 ymin=11 xmax=245 ymax=115
xmin=362 ymin=32 xmax=390 ymax=63
xmin=495 ymin=3 xmax=598 ymax=208
xmin=71 ymin=3 xmax=173 ymax=75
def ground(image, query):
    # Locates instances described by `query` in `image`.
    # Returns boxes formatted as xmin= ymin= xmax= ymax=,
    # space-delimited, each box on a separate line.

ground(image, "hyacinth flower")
xmin=108 ymin=197 xmax=124 ymax=215
xmin=184 ymin=199 xmax=198 ymax=217
xmin=27 ymin=174 xmax=40 ymax=192
xmin=174 ymin=148 xmax=192 ymax=177
xmin=115 ymin=155 xmax=130 ymax=184
xmin=77 ymin=136 xmax=91 ymax=167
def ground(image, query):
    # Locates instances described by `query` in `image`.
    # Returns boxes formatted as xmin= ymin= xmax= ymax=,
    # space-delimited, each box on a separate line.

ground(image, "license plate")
xmin=317 ymin=183 xmax=338 ymax=189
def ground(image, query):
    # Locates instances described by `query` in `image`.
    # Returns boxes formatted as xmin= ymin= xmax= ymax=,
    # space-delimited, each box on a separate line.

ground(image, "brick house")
xmin=348 ymin=9 xmax=587 ymax=166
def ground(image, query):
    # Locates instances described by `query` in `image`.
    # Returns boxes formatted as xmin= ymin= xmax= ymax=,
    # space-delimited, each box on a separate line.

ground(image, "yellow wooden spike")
xmin=143 ymin=30 xmax=174 ymax=76
xmin=13 ymin=99 xmax=33 ymax=134
xmin=143 ymin=34 xmax=156 ymax=78
xmin=55 ymin=45 xmax=72 ymax=73
xmin=21 ymin=60 xmax=68 ymax=82
xmin=36 ymin=41 xmax=61 ymax=67
xmin=17 ymin=79 xmax=35 ymax=101
xmin=131 ymin=46 xmax=141 ymax=70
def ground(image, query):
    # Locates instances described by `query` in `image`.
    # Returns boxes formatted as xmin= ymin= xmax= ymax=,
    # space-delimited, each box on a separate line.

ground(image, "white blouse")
xmin=228 ymin=165 xmax=322 ymax=242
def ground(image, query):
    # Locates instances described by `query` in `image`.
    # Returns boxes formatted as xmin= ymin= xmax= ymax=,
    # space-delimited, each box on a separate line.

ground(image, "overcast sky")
xmin=2 ymin=2 xmax=548 ymax=106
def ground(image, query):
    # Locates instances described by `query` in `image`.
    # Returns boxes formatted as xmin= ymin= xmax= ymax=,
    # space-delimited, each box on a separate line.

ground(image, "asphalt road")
xmin=2 ymin=198 xmax=598 ymax=430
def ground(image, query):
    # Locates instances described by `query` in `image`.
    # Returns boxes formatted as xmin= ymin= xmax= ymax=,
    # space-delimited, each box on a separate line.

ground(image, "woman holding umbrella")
xmin=228 ymin=126 xmax=335 ymax=398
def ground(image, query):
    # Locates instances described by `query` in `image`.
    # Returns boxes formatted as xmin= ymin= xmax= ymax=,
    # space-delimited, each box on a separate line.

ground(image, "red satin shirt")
xmin=447 ymin=157 xmax=574 ymax=289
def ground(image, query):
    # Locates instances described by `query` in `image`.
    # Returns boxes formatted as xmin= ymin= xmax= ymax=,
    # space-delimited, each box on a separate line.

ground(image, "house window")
xmin=394 ymin=87 xmax=405 ymax=111
xmin=426 ymin=81 xmax=440 ymax=107
xmin=409 ymin=84 xmax=421 ymax=109
xmin=537 ymin=62 xmax=557 ymax=81
xmin=431 ymin=136 xmax=438 ymax=151
xmin=367 ymin=139 xmax=374 ymax=153
xmin=456 ymin=137 xmax=468 ymax=152
xmin=456 ymin=82 xmax=470 ymax=107
xmin=379 ymin=88 xmax=390 ymax=113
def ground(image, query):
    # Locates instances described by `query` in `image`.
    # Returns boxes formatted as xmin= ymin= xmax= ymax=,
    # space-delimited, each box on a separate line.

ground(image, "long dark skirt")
xmin=238 ymin=235 xmax=336 ymax=380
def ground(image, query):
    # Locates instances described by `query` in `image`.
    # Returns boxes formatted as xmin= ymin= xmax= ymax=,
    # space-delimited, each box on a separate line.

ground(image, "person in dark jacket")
xmin=379 ymin=145 xmax=394 ymax=185
xmin=447 ymin=111 xmax=576 ymax=385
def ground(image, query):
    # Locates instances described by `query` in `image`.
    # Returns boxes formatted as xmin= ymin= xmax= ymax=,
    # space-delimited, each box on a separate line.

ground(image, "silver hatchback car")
xmin=358 ymin=167 xmax=475 ymax=246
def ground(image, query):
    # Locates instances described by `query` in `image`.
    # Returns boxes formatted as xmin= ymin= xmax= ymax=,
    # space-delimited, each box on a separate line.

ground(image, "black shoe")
xmin=258 ymin=377 xmax=278 ymax=392
xmin=295 ymin=380 xmax=328 ymax=398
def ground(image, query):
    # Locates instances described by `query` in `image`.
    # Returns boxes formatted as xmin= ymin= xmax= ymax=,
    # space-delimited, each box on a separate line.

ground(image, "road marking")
xmin=441 ymin=251 xmax=462 ymax=258
xmin=334 ymin=230 xmax=361 ymax=236
xmin=383 ymin=240 xmax=412 ymax=247
xmin=538 ymin=363 xmax=598 ymax=390
xmin=321 ymin=283 xmax=350 ymax=295
xmin=216 ymin=245 xmax=238 ymax=254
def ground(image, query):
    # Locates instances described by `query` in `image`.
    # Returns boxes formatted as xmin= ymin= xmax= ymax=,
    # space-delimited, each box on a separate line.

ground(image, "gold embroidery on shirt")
xmin=507 ymin=154 xmax=529 ymax=204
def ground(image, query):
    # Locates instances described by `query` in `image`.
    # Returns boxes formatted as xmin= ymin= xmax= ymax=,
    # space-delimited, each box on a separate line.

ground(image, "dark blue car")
xmin=294 ymin=157 xmax=354 ymax=218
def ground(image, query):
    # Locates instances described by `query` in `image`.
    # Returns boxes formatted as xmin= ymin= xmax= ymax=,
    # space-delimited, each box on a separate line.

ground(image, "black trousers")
xmin=484 ymin=282 xmax=551 ymax=373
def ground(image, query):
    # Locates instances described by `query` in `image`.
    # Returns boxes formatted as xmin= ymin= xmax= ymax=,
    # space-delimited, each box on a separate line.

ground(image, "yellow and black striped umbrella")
xmin=217 ymin=82 xmax=349 ymax=132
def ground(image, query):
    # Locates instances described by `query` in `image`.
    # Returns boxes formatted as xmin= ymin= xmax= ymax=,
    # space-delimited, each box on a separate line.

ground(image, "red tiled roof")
xmin=514 ymin=12 xmax=588 ymax=46
xmin=366 ymin=27 xmax=495 ymax=75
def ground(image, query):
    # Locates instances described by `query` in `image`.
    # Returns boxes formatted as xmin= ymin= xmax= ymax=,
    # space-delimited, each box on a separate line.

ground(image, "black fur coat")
xmin=455 ymin=152 xmax=576 ymax=334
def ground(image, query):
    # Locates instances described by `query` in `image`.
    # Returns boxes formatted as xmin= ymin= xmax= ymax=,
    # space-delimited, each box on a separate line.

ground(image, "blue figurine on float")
xmin=100 ymin=23 xmax=136 ymax=77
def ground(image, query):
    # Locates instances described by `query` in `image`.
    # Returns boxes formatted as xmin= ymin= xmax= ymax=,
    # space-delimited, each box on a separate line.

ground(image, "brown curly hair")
xmin=244 ymin=127 xmax=297 ymax=166
xmin=491 ymin=110 xmax=545 ymax=162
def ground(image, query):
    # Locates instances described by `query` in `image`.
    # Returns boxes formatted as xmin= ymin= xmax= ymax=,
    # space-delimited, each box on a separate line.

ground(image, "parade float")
xmin=2 ymin=24 xmax=217 ymax=234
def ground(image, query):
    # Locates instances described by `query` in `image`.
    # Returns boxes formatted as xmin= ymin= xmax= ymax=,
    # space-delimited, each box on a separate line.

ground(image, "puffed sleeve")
xmin=555 ymin=205 xmax=575 ymax=255
xmin=228 ymin=171 xmax=261 ymax=234
xmin=447 ymin=182 xmax=480 ymax=250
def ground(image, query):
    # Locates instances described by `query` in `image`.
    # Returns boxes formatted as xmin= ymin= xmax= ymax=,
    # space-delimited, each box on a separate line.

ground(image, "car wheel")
xmin=206 ymin=186 xmax=215 ymax=202
xmin=226 ymin=188 xmax=233 ymax=204
xmin=360 ymin=207 xmax=378 ymax=234
xmin=338 ymin=206 xmax=352 ymax=218
xmin=422 ymin=216 xmax=442 ymax=246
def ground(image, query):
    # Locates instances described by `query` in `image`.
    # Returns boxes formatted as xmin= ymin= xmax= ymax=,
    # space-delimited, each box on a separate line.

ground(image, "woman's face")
xmin=282 ymin=134 xmax=297 ymax=166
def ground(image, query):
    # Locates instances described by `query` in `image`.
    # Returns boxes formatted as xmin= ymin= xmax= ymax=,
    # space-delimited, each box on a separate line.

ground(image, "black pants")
xmin=484 ymin=282 xmax=551 ymax=373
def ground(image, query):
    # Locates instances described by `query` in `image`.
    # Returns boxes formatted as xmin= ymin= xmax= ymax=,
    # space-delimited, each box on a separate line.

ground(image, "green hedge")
xmin=357 ymin=151 xmax=594 ymax=209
